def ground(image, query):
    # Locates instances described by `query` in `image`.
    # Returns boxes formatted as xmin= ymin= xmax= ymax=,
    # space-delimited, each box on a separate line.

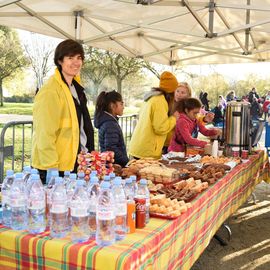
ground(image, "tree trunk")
xmin=116 ymin=78 xmax=122 ymax=95
xmin=92 ymin=82 xmax=101 ymax=104
xmin=0 ymin=79 xmax=3 ymax=107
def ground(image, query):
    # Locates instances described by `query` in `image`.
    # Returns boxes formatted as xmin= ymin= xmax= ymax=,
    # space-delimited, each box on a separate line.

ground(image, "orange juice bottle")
xmin=126 ymin=200 xmax=136 ymax=233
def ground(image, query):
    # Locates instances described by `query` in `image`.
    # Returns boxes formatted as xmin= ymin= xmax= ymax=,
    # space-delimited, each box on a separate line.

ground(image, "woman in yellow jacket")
xmin=129 ymin=71 xmax=178 ymax=159
xmin=32 ymin=39 xmax=94 ymax=183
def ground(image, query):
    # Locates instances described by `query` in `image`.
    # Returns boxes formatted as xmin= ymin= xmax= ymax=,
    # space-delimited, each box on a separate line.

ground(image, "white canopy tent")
xmin=1 ymin=0 xmax=270 ymax=65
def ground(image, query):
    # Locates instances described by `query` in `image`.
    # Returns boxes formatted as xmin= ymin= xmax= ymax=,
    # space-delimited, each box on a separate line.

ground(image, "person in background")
xmin=263 ymin=97 xmax=270 ymax=120
xmin=248 ymin=87 xmax=259 ymax=101
xmin=200 ymin=92 xmax=210 ymax=111
xmin=94 ymin=90 xmax=129 ymax=167
xmin=32 ymin=39 xmax=94 ymax=184
xmin=211 ymin=104 xmax=224 ymax=127
xmin=129 ymin=71 xmax=178 ymax=159
xmin=250 ymin=96 xmax=262 ymax=121
xmin=265 ymin=90 xmax=270 ymax=100
xmin=168 ymin=98 xmax=221 ymax=152
xmin=226 ymin=90 xmax=236 ymax=102
xmin=218 ymin=95 xmax=227 ymax=112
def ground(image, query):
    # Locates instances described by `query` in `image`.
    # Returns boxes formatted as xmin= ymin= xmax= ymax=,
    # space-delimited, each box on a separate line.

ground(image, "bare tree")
xmin=23 ymin=32 xmax=55 ymax=92
xmin=81 ymin=47 xmax=109 ymax=102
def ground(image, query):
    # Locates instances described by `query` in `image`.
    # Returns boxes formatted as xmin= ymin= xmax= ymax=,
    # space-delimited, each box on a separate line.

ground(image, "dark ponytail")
xmin=95 ymin=90 xmax=123 ymax=117
xmin=174 ymin=98 xmax=202 ymax=113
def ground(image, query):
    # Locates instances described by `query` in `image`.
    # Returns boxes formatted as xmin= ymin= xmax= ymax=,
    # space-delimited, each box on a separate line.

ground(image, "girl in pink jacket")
xmin=168 ymin=98 xmax=221 ymax=152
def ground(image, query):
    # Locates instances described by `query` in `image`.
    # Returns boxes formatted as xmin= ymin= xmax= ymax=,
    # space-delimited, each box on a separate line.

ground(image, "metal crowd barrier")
xmin=0 ymin=114 xmax=138 ymax=183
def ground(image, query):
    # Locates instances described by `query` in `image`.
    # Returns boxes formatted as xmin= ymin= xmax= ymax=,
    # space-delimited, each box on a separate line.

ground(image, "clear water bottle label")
xmin=28 ymin=201 xmax=45 ymax=210
xmin=51 ymin=204 xmax=67 ymax=213
xmin=71 ymin=208 xmax=88 ymax=217
xmin=88 ymin=204 xmax=96 ymax=213
xmin=97 ymin=210 xmax=115 ymax=220
xmin=115 ymin=203 xmax=127 ymax=216
xmin=9 ymin=198 xmax=26 ymax=207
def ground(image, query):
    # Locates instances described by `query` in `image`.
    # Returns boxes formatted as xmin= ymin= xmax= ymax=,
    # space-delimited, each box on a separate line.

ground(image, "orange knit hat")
xmin=159 ymin=71 xmax=178 ymax=93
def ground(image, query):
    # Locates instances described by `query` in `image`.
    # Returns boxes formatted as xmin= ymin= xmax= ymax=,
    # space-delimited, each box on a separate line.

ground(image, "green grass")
xmin=0 ymin=102 xmax=140 ymax=116
xmin=0 ymin=103 xmax=33 ymax=115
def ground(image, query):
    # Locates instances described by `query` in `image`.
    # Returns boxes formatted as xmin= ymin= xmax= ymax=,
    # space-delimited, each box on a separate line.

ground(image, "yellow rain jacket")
xmin=31 ymin=69 xmax=80 ymax=171
xmin=129 ymin=94 xmax=176 ymax=159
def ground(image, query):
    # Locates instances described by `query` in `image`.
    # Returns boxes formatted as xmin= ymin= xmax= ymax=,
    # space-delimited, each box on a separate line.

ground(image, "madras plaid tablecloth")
xmin=0 ymin=151 xmax=269 ymax=270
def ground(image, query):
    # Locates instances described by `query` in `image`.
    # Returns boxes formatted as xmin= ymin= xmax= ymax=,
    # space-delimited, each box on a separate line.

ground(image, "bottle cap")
xmin=64 ymin=171 xmax=70 ymax=176
xmin=55 ymin=177 xmax=63 ymax=184
xmin=30 ymin=168 xmax=38 ymax=175
xmin=103 ymin=175 xmax=110 ymax=181
xmin=76 ymin=180 xmax=84 ymax=186
xmin=70 ymin=173 xmax=77 ymax=180
xmin=100 ymin=181 xmax=110 ymax=189
xmin=23 ymin=166 xmax=31 ymax=172
xmin=90 ymin=170 xmax=97 ymax=176
xmin=15 ymin=172 xmax=23 ymax=179
xmin=109 ymin=172 xmax=116 ymax=179
xmin=139 ymin=179 xmax=147 ymax=185
xmin=130 ymin=175 xmax=137 ymax=181
xmin=31 ymin=174 xmax=40 ymax=181
xmin=125 ymin=178 xmax=132 ymax=184
xmin=113 ymin=177 xmax=122 ymax=186
xmin=90 ymin=176 xmax=99 ymax=183
xmin=6 ymin=169 xmax=14 ymax=176
xmin=51 ymin=170 xmax=59 ymax=177
xmin=77 ymin=172 xmax=85 ymax=178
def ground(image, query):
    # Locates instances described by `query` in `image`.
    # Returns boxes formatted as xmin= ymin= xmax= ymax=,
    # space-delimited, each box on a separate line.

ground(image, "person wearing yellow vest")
xmin=129 ymin=71 xmax=178 ymax=159
xmin=32 ymin=39 xmax=94 ymax=184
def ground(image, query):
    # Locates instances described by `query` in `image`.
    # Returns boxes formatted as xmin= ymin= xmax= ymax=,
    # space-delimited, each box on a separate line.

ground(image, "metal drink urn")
xmin=224 ymin=101 xmax=251 ymax=156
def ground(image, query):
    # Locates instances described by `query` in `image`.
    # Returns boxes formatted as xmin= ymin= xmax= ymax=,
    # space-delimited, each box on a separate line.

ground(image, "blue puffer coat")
xmin=94 ymin=111 xmax=129 ymax=167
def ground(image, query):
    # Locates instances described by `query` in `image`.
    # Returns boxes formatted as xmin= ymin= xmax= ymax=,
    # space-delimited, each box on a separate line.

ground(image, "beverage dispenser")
xmin=225 ymin=101 xmax=251 ymax=156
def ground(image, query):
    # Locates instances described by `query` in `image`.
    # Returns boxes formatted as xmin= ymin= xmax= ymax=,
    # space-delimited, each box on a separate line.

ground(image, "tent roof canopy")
xmin=1 ymin=0 xmax=270 ymax=65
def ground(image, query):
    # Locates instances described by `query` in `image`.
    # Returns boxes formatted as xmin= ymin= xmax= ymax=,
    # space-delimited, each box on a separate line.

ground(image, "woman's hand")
xmin=173 ymin=111 xmax=180 ymax=120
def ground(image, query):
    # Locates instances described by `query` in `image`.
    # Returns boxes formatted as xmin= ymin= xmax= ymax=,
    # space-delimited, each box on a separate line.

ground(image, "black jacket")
xmin=72 ymin=79 xmax=95 ymax=153
xmin=94 ymin=111 xmax=129 ymax=167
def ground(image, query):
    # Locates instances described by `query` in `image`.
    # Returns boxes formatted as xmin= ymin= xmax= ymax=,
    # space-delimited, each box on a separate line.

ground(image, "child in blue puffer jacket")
xmin=94 ymin=90 xmax=129 ymax=167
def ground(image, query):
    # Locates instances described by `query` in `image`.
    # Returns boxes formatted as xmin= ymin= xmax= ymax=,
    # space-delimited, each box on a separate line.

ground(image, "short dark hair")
xmin=174 ymin=97 xmax=202 ymax=113
xmin=54 ymin=39 xmax=84 ymax=69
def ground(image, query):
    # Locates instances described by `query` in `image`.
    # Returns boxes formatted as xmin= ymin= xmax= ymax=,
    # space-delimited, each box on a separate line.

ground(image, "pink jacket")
xmin=168 ymin=113 xmax=218 ymax=152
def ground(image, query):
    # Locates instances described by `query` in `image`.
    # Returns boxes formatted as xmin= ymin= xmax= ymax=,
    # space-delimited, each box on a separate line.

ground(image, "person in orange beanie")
xmin=129 ymin=71 xmax=178 ymax=159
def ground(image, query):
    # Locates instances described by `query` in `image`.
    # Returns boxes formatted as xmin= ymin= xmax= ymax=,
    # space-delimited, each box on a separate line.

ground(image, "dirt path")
xmin=191 ymin=181 xmax=270 ymax=270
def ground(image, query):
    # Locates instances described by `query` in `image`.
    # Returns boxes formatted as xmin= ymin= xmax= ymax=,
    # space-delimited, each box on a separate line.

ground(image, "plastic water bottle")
xmin=124 ymin=178 xmax=136 ymax=234
xmin=27 ymin=174 xmax=46 ymax=234
xmin=87 ymin=176 xmax=100 ymax=237
xmin=70 ymin=180 xmax=90 ymax=243
xmin=63 ymin=171 xmax=70 ymax=186
xmin=26 ymin=169 xmax=40 ymax=193
xmin=96 ymin=181 xmax=115 ymax=246
xmin=112 ymin=177 xmax=127 ymax=241
xmin=130 ymin=175 xmax=138 ymax=194
xmin=66 ymin=173 xmax=77 ymax=229
xmin=2 ymin=170 xmax=14 ymax=227
xmin=22 ymin=166 xmax=31 ymax=183
xmin=46 ymin=170 xmax=59 ymax=226
xmin=50 ymin=177 xmax=69 ymax=238
xmin=9 ymin=173 xmax=28 ymax=230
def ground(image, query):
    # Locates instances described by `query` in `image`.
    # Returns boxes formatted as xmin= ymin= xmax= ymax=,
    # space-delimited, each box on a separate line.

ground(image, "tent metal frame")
xmin=1 ymin=0 xmax=270 ymax=64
